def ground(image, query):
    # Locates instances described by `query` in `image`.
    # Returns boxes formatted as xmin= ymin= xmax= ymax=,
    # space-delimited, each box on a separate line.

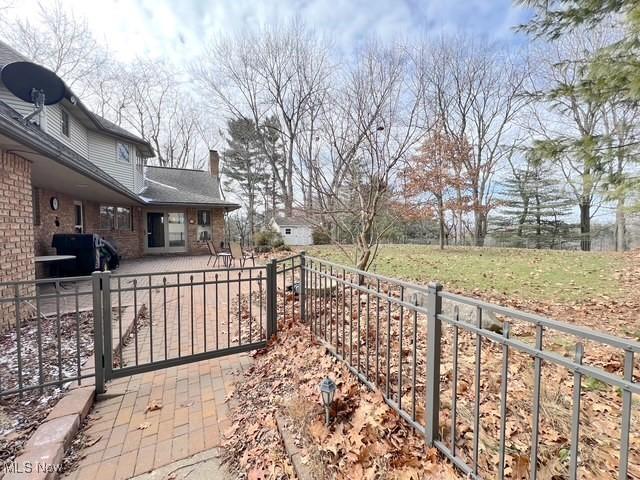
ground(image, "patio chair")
xmin=207 ymin=240 xmax=232 ymax=268
xmin=229 ymin=243 xmax=256 ymax=268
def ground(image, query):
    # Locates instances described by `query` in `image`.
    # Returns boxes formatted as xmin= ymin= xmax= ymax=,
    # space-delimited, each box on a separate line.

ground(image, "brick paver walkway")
xmin=64 ymin=256 xmax=262 ymax=480
xmin=65 ymin=355 xmax=249 ymax=480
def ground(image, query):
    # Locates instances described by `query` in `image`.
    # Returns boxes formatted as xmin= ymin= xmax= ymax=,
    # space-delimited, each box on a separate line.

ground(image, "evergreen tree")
xmin=494 ymin=158 xmax=574 ymax=248
xmin=222 ymin=118 xmax=269 ymax=243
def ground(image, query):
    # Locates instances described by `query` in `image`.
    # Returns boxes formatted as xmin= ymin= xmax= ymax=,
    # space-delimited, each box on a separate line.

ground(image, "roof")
xmin=140 ymin=166 xmax=240 ymax=210
xmin=0 ymin=40 xmax=153 ymax=156
xmin=273 ymin=217 xmax=312 ymax=227
xmin=0 ymin=99 xmax=143 ymax=203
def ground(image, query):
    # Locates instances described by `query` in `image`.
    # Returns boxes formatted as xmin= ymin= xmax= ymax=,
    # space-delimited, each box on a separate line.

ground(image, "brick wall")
xmin=84 ymin=203 xmax=144 ymax=259
xmin=34 ymin=189 xmax=143 ymax=259
xmin=186 ymin=207 xmax=226 ymax=254
xmin=0 ymin=151 xmax=34 ymax=331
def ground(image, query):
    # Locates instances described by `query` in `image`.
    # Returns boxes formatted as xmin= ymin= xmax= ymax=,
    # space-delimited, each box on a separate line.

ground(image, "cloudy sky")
xmin=5 ymin=0 xmax=532 ymax=62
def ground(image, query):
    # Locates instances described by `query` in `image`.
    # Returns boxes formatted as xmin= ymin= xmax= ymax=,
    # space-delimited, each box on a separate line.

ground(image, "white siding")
xmin=45 ymin=104 xmax=89 ymax=157
xmin=87 ymin=130 xmax=136 ymax=191
xmin=133 ymin=148 xmax=145 ymax=193
xmin=0 ymin=84 xmax=32 ymax=116
xmin=0 ymin=83 xmax=91 ymax=159
xmin=281 ymin=226 xmax=313 ymax=246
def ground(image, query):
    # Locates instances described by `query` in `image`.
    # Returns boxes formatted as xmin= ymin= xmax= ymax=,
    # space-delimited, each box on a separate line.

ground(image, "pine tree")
xmin=494 ymin=159 xmax=573 ymax=249
xmin=222 ymin=118 xmax=270 ymax=243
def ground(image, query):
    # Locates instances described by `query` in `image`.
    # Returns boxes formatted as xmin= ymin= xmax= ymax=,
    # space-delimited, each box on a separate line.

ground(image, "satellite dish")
xmin=1 ymin=61 xmax=66 ymax=106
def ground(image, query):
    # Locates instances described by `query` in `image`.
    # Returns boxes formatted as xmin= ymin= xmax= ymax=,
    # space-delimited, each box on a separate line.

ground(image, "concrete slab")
xmin=25 ymin=415 xmax=79 ymax=450
xmin=45 ymin=387 xmax=95 ymax=422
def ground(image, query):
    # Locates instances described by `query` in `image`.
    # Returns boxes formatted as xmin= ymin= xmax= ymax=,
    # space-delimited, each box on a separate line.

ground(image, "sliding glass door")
xmin=145 ymin=211 xmax=186 ymax=253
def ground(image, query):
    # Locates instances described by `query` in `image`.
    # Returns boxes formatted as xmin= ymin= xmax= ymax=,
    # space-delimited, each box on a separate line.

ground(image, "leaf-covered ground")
xmin=232 ymin=248 xmax=640 ymax=478
xmin=222 ymin=300 xmax=460 ymax=479
xmin=306 ymin=245 xmax=625 ymax=305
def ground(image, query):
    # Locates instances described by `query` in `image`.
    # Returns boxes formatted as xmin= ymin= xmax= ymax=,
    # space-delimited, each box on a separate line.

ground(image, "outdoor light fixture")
xmin=320 ymin=377 xmax=337 ymax=425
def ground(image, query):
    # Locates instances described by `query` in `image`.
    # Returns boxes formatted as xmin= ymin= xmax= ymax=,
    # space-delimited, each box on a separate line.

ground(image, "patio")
xmin=62 ymin=254 xmax=263 ymax=480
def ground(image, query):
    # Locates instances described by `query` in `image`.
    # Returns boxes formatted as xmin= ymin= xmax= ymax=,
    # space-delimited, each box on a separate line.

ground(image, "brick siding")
xmin=186 ymin=207 xmax=226 ymax=254
xmin=0 ymin=151 xmax=35 ymax=331
xmin=34 ymin=190 xmax=144 ymax=260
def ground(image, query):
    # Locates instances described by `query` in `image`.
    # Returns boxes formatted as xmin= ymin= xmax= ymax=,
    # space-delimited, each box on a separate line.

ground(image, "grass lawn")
xmin=306 ymin=244 xmax=626 ymax=304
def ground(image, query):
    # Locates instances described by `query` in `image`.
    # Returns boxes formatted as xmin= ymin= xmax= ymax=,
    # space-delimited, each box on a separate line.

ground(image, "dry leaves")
xmin=144 ymin=401 xmax=163 ymax=414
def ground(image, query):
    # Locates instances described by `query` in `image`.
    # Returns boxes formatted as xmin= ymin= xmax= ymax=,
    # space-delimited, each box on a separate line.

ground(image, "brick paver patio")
xmin=64 ymin=255 xmax=262 ymax=480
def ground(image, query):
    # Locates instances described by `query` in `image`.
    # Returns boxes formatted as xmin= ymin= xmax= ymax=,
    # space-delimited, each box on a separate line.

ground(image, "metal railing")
xmin=94 ymin=265 xmax=270 ymax=388
xmin=300 ymin=254 xmax=640 ymax=480
xmin=0 ymin=276 xmax=95 ymax=397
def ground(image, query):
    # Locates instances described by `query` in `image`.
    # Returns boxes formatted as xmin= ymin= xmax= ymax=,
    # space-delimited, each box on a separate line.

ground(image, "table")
xmin=35 ymin=255 xmax=76 ymax=278
xmin=219 ymin=252 xmax=232 ymax=268
xmin=35 ymin=255 xmax=77 ymax=263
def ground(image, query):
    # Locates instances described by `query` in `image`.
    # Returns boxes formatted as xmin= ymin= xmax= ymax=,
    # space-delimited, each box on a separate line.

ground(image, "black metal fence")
xmin=301 ymin=254 xmax=640 ymax=480
xmin=0 ymin=276 xmax=96 ymax=397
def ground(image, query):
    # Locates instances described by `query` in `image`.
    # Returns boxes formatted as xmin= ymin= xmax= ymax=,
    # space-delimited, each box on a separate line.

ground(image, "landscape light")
xmin=320 ymin=377 xmax=337 ymax=425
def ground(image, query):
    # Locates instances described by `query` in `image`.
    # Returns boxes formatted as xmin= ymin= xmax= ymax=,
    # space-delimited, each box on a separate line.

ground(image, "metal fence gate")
xmin=92 ymin=263 xmax=279 ymax=392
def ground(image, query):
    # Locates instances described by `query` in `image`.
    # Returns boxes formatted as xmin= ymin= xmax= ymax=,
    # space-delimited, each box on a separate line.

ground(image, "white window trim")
xmin=116 ymin=142 xmax=131 ymax=163
xmin=74 ymin=200 xmax=84 ymax=233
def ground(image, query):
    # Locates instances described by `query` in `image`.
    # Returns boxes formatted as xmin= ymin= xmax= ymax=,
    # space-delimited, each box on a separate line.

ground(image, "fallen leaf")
xmin=144 ymin=401 xmax=163 ymax=413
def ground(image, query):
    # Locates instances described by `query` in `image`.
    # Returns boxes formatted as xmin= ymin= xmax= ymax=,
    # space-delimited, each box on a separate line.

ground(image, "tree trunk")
xmin=579 ymin=201 xmax=591 ymax=252
xmin=437 ymin=196 xmax=445 ymax=250
xmin=616 ymin=196 xmax=626 ymax=252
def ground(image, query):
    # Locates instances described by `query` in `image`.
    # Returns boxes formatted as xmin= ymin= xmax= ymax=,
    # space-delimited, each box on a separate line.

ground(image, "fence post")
xmin=425 ymin=282 xmax=443 ymax=446
xmin=101 ymin=271 xmax=113 ymax=382
xmin=92 ymin=271 xmax=105 ymax=394
xmin=300 ymin=252 xmax=306 ymax=324
xmin=266 ymin=259 xmax=277 ymax=339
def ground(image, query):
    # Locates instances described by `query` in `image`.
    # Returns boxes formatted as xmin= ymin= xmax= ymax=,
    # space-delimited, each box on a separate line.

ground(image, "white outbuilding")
xmin=270 ymin=217 xmax=314 ymax=246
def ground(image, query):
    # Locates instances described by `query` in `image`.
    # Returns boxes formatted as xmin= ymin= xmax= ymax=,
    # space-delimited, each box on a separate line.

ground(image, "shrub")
xmin=312 ymin=229 xmax=331 ymax=245
xmin=254 ymin=229 xmax=285 ymax=248
xmin=254 ymin=245 xmax=272 ymax=253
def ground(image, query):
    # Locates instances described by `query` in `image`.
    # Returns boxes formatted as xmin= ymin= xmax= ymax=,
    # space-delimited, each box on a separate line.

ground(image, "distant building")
xmin=270 ymin=217 xmax=313 ymax=246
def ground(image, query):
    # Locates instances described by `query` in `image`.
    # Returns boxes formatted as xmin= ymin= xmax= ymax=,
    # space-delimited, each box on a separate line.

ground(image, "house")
xmin=0 ymin=40 xmax=239 ymax=325
xmin=270 ymin=217 xmax=314 ymax=246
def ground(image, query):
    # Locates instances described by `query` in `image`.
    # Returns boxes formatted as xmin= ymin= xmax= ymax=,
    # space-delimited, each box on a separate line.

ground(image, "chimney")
xmin=209 ymin=150 xmax=220 ymax=177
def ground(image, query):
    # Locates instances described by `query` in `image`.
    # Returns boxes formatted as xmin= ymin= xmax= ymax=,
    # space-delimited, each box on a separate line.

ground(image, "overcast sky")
xmin=5 ymin=0 xmax=533 ymax=63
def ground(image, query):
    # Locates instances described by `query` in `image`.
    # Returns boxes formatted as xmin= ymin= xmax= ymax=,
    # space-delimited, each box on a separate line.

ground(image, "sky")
xmin=4 ymin=0 xmax=533 ymax=63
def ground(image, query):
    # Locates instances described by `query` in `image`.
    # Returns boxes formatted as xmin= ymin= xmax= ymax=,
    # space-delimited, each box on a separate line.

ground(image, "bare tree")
xmin=96 ymin=59 xmax=209 ymax=169
xmin=193 ymin=22 xmax=331 ymax=215
xmin=0 ymin=0 xmax=108 ymax=94
xmin=310 ymin=43 xmax=428 ymax=271
xmin=423 ymin=36 xmax=528 ymax=246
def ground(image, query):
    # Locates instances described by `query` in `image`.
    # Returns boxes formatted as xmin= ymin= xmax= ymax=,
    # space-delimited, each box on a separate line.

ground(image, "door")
xmin=147 ymin=212 xmax=165 ymax=248
xmin=145 ymin=211 xmax=186 ymax=252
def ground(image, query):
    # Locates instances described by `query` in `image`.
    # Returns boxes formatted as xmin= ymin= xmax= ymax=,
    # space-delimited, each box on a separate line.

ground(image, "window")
xmin=197 ymin=210 xmax=212 ymax=241
xmin=100 ymin=206 xmax=115 ymax=229
xmin=116 ymin=207 xmax=132 ymax=231
xmin=61 ymin=110 xmax=70 ymax=137
xmin=32 ymin=188 xmax=40 ymax=226
xmin=197 ymin=210 xmax=211 ymax=226
xmin=74 ymin=201 xmax=83 ymax=233
xmin=100 ymin=206 xmax=132 ymax=231
xmin=285 ymin=228 xmax=292 ymax=235
xmin=167 ymin=212 xmax=186 ymax=247
xmin=116 ymin=142 xmax=130 ymax=163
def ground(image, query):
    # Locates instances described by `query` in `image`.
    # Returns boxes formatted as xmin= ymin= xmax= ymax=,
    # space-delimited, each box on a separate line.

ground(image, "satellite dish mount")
xmin=23 ymin=88 xmax=47 ymax=123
